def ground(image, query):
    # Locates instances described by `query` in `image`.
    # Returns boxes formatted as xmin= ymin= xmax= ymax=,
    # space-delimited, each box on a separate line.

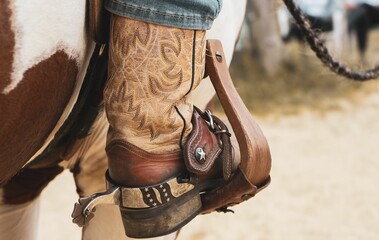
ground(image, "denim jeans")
xmin=104 ymin=0 xmax=223 ymax=30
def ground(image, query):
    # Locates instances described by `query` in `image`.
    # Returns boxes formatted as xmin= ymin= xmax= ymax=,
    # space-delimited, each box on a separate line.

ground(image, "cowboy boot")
xmin=100 ymin=14 xmax=272 ymax=239
xmin=103 ymin=14 xmax=208 ymax=238
xmin=71 ymin=17 xmax=272 ymax=238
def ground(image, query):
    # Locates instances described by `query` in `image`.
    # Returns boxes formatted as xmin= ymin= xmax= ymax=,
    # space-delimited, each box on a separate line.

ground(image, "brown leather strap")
xmin=192 ymin=107 xmax=233 ymax=180
xmin=184 ymin=107 xmax=228 ymax=177
xmin=206 ymin=39 xmax=271 ymax=187
xmin=200 ymin=40 xmax=272 ymax=213
xmin=209 ymin=113 xmax=233 ymax=180
xmin=89 ymin=0 xmax=110 ymax=43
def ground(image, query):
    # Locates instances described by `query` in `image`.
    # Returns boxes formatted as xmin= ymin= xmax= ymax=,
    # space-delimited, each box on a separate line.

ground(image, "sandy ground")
xmin=39 ymin=91 xmax=379 ymax=240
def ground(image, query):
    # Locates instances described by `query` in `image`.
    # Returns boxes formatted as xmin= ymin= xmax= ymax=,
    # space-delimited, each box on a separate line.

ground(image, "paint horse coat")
xmin=0 ymin=0 xmax=247 ymax=239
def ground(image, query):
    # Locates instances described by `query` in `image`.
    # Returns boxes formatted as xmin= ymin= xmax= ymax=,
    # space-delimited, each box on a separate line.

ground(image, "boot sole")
xmin=120 ymin=187 xmax=202 ymax=238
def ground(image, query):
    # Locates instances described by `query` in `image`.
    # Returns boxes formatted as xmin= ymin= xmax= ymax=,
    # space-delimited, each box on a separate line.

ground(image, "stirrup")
xmin=201 ymin=40 xmax=271 ymax=213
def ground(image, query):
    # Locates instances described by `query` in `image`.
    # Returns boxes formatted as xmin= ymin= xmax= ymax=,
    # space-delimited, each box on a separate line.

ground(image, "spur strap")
xmin=184 ymin=106 xmax=233 ymax=180
xmin=105 ymin=172 xmax=195 ymax=209
xmin=71 ymin=172 xmax=196 ymax=227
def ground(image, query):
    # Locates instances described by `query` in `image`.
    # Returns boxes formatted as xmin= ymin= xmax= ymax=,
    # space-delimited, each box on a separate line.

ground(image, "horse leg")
xmin=0 ymin=163 xmax=64 ymax=240
xmin=0 ymin=195 xmax=40 ymax=240
xmin=347 ymin=4 xmax=370 ymax=57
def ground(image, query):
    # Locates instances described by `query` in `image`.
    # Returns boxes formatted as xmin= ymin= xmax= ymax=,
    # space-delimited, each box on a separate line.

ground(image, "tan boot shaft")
xmin=104 ymin=15 xmax=206 ymax=157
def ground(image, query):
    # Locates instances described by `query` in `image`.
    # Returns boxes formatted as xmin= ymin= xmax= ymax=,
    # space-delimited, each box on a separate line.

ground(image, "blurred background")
xmin=39 ymin=0 xmax=379 ymax=239
xmin=228 ymin=0 xmax=379 ymax=118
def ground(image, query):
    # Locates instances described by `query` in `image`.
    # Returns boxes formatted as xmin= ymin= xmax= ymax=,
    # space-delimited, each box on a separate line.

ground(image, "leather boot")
xmin=72 ymin=33 xmax=272 ymax=238
xmin=103 ymin=14 xmax=208 ymax=238
xmin=104 ymin=13 xmax=206 ymax=184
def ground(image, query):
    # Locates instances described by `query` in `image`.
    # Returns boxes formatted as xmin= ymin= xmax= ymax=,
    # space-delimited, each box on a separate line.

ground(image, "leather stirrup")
xmin=201 ymin=39 xmax=271 ymax=213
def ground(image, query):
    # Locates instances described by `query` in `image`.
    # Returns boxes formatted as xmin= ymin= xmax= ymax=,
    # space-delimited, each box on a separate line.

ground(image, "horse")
xmin=346 ymin=2 xmax=379 ymax=58
xmin=0 ymin=0 xmax=248 ymax=239
xmin=2 ymin=0 xmax=379 ymax=239
xmin=277 ymin=0 xmax=348 ymax=55
xmin=280 ymin=1 xmax=379 ymax=58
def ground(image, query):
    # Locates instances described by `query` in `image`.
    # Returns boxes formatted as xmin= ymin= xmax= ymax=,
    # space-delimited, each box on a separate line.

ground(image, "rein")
xmin=282 ymin=0 xmax=379 ymax=81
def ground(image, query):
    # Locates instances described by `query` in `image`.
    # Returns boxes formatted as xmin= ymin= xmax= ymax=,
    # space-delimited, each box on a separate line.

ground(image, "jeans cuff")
xmin=104 ymin=0 xmax=222 ymax=30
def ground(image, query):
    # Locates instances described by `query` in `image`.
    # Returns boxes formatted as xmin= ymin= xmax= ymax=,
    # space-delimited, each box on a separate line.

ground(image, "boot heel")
xmin=119 ymin=188 xmax=201 ymax=238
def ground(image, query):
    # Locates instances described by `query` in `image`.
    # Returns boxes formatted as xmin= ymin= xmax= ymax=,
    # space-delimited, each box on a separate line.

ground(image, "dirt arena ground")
xmin=39 ymin=88 xmax=379 ymax=240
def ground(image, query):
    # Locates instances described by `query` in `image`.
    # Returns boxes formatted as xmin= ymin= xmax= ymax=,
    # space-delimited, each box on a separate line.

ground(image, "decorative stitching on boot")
xmin=104 ymin=16 xmax=206 ymax=153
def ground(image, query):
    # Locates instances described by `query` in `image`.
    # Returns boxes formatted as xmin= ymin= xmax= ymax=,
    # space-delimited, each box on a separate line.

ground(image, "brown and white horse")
xmin=0 ymin=0 xmax=247 ymax=239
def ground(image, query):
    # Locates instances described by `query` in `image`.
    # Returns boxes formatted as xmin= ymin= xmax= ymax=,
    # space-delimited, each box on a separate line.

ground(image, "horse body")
xmin=0 ymin=0 xmax=247 ymax=239
xmin=0 ymin=0 xmax=93 ymax=185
